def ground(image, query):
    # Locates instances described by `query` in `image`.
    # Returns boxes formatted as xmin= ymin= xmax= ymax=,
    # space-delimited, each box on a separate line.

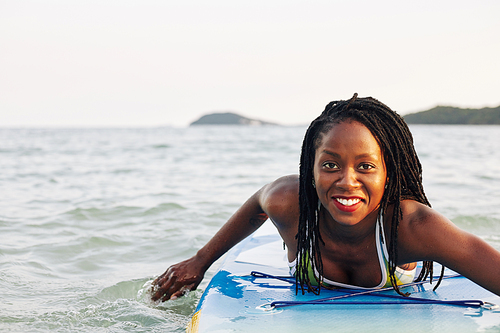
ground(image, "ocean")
xmin=1 ymin=125 xmax=499 ymax=332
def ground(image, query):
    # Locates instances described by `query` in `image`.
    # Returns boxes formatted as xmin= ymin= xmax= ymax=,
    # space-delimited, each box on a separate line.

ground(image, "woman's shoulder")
xmin=399 ymin=200 xmax=447 ymax=228
xmin=259 ymin=175 xmax=299 ymax=225
xmin=396 ymin=200 xmax=460 ymax=261
xmin=261 ymin=175 xmax=299 ymax=198
xmin=395 ymin=200 xmax=449 ymax=239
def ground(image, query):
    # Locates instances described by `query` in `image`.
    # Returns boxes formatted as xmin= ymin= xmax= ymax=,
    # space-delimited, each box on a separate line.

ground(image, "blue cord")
xmin=250 ymin=271 xmax=488 ymax=309
xmin=270 ymin=299 xmax=485 ymax=308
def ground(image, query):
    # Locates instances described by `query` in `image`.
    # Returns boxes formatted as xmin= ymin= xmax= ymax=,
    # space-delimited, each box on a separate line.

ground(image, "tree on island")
xmin=403 ymin=105 xmax=500 ymax=125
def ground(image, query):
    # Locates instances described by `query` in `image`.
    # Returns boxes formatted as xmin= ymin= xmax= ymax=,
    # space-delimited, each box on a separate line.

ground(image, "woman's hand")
xmin=151 ymin=256 xmax=205 ymax=302
xmin=150 ymin=176 xmax=297 ymax=302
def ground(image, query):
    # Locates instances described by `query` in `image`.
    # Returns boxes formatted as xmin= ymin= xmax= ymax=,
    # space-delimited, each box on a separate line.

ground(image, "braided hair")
xmin=296 ymin=93 xmax=441 ymax=296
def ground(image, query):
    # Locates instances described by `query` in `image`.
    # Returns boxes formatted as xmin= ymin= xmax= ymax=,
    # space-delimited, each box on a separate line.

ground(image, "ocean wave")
xmin=144 ymin=202 xmax=186 ymax=215
xmin=452 ymin=215 xmax=500 ymax=231
xmin=0 ymin=277 xmax=200 ymax=332
xmin=61 ymin=206 xmax=146 ymax=221
xmin=58 ymin=202 xmax=188 ymax=223
xmin=150 ymin=144 xmax=171 ymax=149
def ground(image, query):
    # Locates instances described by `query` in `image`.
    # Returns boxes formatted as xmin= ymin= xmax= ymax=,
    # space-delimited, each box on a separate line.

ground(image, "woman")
xmin=151 ymin=94 xmax=500 ymax=302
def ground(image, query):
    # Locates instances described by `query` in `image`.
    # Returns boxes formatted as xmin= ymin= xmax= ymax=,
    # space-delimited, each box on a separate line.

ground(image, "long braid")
xmin=296 ymin=94 xmax=441 ymax=296
xmin=297 ymin=118 xmax=325 ymax=294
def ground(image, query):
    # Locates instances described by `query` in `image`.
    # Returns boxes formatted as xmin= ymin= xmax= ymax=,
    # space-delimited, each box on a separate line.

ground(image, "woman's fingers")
xmin=168 ymin=282 xmax=197 ymax=300
xmin=151 ymin=270 xmax=176 ymax=301
xmin=152 ymin=257 xmax=205 ymax=302
xmin=152 ymin=269 xmax=200 ymax=301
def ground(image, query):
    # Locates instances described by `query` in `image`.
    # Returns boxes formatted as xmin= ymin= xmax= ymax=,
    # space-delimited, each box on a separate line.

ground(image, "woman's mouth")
xmin=333 ymin=197 xmax=362 ymax=212
xmin=336 ymin=198 xmax=361 ymax=206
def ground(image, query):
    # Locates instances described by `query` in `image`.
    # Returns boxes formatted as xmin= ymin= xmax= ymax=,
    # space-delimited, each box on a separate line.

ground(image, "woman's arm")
xmin=398 ymin=201 xmax=500 ymax=296
xmin=151 ymin=190 xmax=268 ymax=301
xmin=151 ymin=175 xmax=299 ymax=302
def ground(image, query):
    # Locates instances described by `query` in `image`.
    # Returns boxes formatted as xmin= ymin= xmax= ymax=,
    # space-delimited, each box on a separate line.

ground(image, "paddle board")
xmin=187 ymin=222 xmax=500 ymax=332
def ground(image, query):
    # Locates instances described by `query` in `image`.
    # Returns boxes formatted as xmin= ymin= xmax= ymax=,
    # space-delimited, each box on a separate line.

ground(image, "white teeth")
xmin=336 ymin=198 xmax=360 ymax=206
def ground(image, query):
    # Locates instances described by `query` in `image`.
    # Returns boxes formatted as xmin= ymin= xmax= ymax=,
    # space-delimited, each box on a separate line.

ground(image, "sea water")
xmin=0 ymin=125 xmax=499 ymax=332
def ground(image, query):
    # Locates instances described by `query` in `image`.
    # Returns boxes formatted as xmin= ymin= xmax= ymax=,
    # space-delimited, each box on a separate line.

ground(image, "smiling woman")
xmin=295 ymin=94 xmax=430 ymax=296
xmin=152 ymin=94 xmax=500 ymax=303
xmin=313 ymin=121 xmax=386 ymax=222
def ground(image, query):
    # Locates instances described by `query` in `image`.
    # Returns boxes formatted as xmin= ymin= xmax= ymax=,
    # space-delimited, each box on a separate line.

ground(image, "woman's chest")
xmin=319 ymin=241 xmax=385 ymax=288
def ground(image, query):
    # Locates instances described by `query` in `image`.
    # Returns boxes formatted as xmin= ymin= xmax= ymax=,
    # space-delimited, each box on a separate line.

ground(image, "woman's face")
xmin=313 ymin=120 xmax=387 ymax=227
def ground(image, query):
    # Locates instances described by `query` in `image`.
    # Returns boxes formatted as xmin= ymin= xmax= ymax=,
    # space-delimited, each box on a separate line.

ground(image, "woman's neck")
xmin=319 ymin=206 xmax=380 ymax=244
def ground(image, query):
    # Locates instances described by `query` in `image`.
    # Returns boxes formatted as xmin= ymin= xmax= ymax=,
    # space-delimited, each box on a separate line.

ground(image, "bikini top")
xmin=288 ymin=217 xmax=417 ymax=289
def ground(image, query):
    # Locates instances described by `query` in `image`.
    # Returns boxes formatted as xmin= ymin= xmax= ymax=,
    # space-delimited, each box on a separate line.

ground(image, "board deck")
xmin=187 ymin=222 xmax=500 ymax=332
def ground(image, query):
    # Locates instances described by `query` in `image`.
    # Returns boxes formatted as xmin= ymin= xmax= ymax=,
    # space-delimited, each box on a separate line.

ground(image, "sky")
xmin=1 ymin=0 xmax=499 ymax=127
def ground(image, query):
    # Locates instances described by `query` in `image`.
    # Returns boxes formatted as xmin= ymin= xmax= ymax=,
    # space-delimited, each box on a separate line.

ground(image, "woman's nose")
xmin=336 ymin=168 xmax=360 ymax=189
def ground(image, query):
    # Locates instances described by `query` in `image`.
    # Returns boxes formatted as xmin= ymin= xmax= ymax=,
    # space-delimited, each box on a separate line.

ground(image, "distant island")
xmin=190 ymin=112 xmax=279 ymax=126
xmin=403 ymin=105 xmax=500 ymax=125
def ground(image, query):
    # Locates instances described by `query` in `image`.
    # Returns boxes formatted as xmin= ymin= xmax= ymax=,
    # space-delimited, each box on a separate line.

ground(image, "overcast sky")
xmin=1 ymin=0 xmax=499 ymax=127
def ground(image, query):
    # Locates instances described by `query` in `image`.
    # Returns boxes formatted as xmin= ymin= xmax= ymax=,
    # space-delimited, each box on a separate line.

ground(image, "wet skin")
xmin=152 ymin=121 xmax=500 ymax=301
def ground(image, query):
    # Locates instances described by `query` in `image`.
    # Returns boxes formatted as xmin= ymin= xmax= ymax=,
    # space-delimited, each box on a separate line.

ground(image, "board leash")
xmin=250 ymin=271 xmax=499 ymax=311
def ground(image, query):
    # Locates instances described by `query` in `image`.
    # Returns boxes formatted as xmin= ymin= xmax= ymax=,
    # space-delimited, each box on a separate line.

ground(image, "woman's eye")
xmin=359 ymin=163 xmax=374 ymax=170
xmin=323 ymin=162 xmax=338 ymax=169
